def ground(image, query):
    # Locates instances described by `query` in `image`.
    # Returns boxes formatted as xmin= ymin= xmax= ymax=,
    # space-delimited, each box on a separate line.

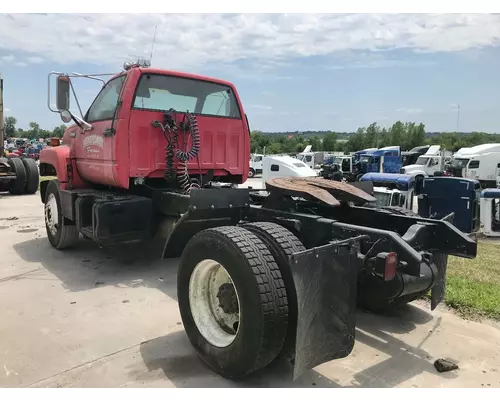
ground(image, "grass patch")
xmin=444 ymin=240 xmax=500 ymax=321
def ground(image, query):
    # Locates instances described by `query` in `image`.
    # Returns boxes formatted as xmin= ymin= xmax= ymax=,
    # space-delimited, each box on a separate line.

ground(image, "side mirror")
xmin=60 ymin=110 xmax=72 ymax=124
xmin=56 ymin=75 xmax=71 ymax=111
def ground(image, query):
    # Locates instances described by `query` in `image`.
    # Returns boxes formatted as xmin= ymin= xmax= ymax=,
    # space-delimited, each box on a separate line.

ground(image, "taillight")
xmin=384 ymin=252 xmax=398 ymax=281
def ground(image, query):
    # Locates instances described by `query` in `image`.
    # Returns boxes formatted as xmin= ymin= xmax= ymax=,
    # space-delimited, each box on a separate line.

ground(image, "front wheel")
xmin=177 ymin=226 xmax=289 ymax=379
xmin=248 ymin=168 xmax=256 ymax=178
xmin=44 ymin=179 xmax=80 ymax=249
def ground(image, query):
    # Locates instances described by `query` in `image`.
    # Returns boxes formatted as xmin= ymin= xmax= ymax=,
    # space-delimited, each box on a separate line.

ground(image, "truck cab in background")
xmin=359 ymin=173 xmax=416 ymax=212
xmin=356 ymin=146 xmax=402 ymax=179
xmin=249 ymin=153 xmax=263 ymax=178
xmin=400 ymin=145 xmax=452 ymax=179
xmin=418 ymin=177 xmax=481 ymax=235
xmin=401 ymin=145 xmax=431 ymax=167
xmin=448 ymin=144 xmax=500 ymax=188
xmin=480 ymin=188 xmax=500 ymax=237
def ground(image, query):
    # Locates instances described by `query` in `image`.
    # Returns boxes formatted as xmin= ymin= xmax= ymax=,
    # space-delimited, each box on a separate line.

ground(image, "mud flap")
xmin=288 ymin=238 xmax=360 ymax=380
xmin=430 ymin=213 xmax=453 ymax=310
xmin=431 ymin=253 xmax=448 ymax=310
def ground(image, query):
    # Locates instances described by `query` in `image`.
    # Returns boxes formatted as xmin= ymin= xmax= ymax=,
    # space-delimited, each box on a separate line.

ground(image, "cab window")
xmin=86 ymin=75 xmax=126 ymax=122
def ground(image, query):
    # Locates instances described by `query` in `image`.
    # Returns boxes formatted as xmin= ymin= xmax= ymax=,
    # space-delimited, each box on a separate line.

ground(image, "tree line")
xmin=251 ymin=120 xmax=500 ymax=154
xmin=5 ymin=115 xmax=499 ymax=154
xmin=3 ymin=116 xmax=66 ymax=140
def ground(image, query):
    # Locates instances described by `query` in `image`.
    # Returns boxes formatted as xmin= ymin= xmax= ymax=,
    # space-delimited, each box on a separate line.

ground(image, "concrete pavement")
xmin=0 ymin=190 xmax=499 ymax=388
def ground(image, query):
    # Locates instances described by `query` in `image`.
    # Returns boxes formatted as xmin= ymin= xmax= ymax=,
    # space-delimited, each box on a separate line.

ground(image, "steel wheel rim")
xmin=189 ymin=259 xmax=241 ymax=348
xmin=45 ymin=193 xmax=59 ymax=237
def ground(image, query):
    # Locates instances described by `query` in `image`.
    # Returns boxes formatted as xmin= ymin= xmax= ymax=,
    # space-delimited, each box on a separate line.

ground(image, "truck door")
xmin=465 ymin=159 xmax=480 ymax=180
xmin=73 ymin=75 xmax=127 ymax=187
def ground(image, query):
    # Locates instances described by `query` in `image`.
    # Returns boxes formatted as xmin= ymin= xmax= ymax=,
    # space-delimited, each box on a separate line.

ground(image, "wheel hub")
xmin=45 ymin=193 xmax=59 ymax=236
xmin=216 ymin=283 xmax=239 ymax=314
xmin=188 ymin=259 xmax=241 ymax=348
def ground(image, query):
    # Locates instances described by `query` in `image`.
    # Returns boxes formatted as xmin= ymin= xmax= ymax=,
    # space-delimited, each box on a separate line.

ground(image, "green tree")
xmin=365 ymin=122 xmax=380 ymax=148
xmin=52 ymin=125 xmax=67 ymax=138
xmin=389 ymin=121 xmax=405 ymax=147
xmin=322 ymin=132 xmax=337 ymax=151
xmin=307 ymin=135 xmax=323 ymax=151
xmin=4 ymin=116 xmax=17 ymax=137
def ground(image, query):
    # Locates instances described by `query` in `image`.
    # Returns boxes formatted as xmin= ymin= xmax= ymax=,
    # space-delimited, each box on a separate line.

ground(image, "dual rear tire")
xmin=6 ymin=157 xmax=39 ymax=195
xmin=177 ymin=223 xmax=304 ymax=379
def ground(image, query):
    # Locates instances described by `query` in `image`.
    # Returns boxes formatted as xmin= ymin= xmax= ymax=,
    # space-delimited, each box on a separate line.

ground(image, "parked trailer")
xmin=39 ymin=61 xmax=477 ymax=380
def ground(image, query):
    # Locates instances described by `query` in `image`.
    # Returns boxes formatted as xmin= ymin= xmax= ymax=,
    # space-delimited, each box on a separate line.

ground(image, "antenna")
xmin=456 ymin=104 xmax=461 ymax=132
xmin=149 ymin=25 xmax=158 ymax=66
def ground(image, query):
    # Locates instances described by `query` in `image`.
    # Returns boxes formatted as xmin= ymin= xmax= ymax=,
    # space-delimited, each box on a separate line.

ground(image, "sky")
xmin=1 ymin=13 xmax=500 ymax=133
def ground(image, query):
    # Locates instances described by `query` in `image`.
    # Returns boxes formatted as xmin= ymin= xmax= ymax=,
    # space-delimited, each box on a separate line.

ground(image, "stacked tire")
xmin=5 ymin=157 xmax=39 ymax=195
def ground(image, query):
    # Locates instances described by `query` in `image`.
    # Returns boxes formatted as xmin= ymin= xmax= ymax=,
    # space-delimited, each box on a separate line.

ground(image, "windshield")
xmin=451 ymin=158 xmax=470 ymax=168
xmin=415 ymin=156 xmax=429 ymax=166
xmin=373 ymin=192 xmax=392 ymax=207
xmin=360 ymin=155 xmax=374 ymax=163
xmin=133 ymin=73 xmax=241 ymax=119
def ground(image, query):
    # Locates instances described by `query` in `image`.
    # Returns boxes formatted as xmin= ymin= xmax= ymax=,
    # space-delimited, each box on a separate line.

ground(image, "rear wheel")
xmin=177 ymin=226 xmax=289 ymax=379
xmin=44 ymin=179 xmax=79 ymax=249
xmin=248 ymin=168 xmax=256 ymax=178
xmin=7 ymin=157 xmax=27 ymax=195
xmin=21 ymin=157 xmax=39 ymax=194
xmin=241 ymin=222 xmax=305 ymax=356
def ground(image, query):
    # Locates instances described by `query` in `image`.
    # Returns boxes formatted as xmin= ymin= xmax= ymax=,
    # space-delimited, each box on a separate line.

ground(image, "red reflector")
xmin=384 ymin=252 xmax=398 ymax=281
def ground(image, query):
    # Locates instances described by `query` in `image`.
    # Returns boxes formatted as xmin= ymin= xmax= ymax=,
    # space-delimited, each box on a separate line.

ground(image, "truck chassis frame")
xmin=39 ymin=176 xmax=476 ymax=379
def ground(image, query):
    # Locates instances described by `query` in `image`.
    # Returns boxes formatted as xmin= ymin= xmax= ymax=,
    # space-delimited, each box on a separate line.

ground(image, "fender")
xmin=39 ymin=145 xmax=88 ymax=201
xmin=404 ymin=169 xmax=428 ymax=178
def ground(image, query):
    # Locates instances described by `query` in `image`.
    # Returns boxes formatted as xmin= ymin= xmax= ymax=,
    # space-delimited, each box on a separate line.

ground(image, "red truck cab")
xmin=40 ymin=64 xmax=250 ymax=191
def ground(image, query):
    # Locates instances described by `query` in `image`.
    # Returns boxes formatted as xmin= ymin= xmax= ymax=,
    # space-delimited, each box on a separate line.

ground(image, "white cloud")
xmin=249 ymin=104 xmax=272 ymax=110
xmin=4 ymin=108 xmax=11 ymax=113
xmin=26 ymin=56 xmax=44 ymax=64
xmin=0 ymin=14 xmax=499 ymax=71
xmin=396 ymin=107 xmax=423 ymax=114
xmin=0 ymin=54 xmax=15 ymax=63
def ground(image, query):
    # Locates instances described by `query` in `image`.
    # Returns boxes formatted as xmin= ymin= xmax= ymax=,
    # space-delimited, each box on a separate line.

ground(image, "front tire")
xmin=177 ymin=226 xmax=289 ymax=379
xmin=248 ymin=168 xmax=256 ymax=178
xmin=44 ymin=179 xmax=79 ymax=249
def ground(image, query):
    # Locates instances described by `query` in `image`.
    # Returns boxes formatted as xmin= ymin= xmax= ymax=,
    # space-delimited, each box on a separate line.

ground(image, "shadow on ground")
xmin=14 ymin=237 xmax=455 ymax=388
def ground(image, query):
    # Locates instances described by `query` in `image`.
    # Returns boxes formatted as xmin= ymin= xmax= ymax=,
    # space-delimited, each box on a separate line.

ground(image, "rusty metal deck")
xmin=265 ymin=177 xmax=376 ymax=206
